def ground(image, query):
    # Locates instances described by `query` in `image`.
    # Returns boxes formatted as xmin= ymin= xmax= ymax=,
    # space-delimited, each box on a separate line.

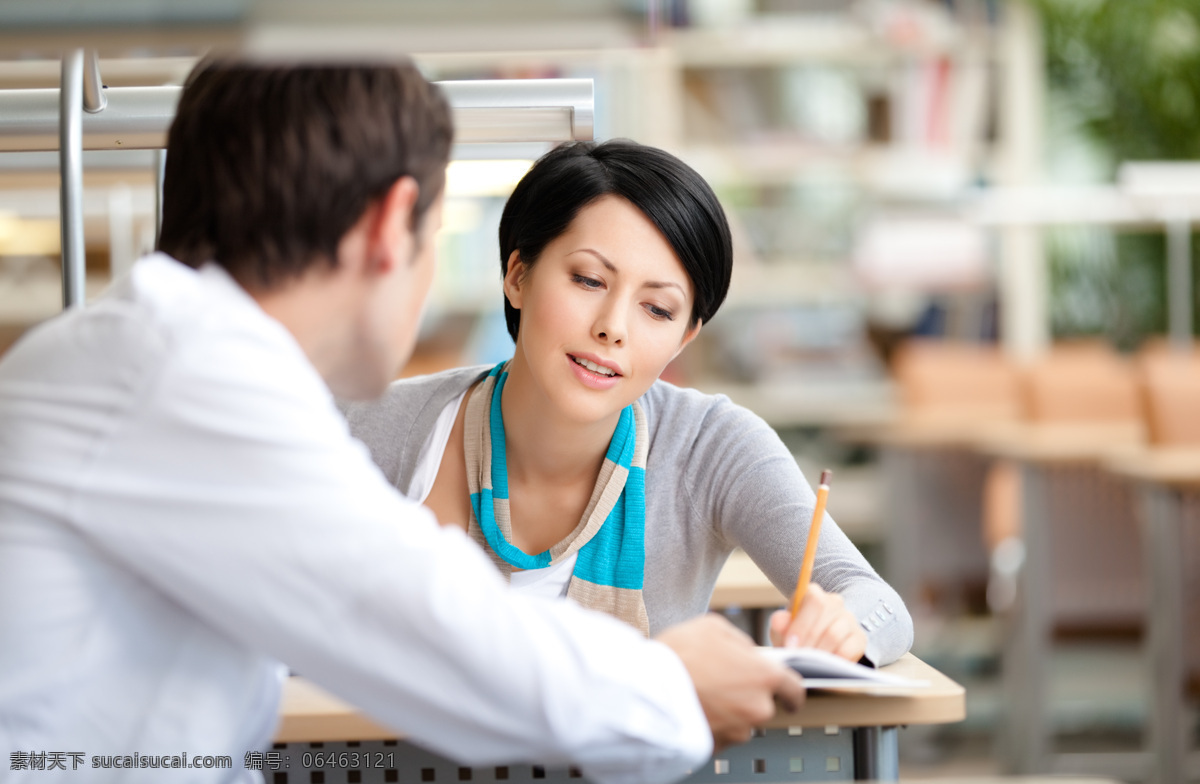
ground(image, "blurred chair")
xmin=1122 ymin=347 xmax=1200 ymax=784
xmin=880 ymin=339 xmax=1020 ymax=620
xmin=1019 ymin=342 xmax=1144 ymax=631
xmin=894 ymin=338 xmax=1022 ymax=423
xmin=1023 ymin=340 xmax=1141 ymax=422
xmin=987 ymin=341 xmax=1148 ymax=776
xmin=1138 ymin=346 xmax=1200 ymax=446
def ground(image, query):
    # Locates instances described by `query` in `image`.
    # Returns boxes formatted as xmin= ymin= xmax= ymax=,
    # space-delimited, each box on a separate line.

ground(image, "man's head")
xmin=158 ymin=58 xmax=452 ymax=291
xmin=158 ymin=58 xmax=453 ymax=399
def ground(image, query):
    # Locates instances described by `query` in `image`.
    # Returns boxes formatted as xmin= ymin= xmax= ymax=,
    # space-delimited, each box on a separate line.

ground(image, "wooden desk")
xmin=709 ymin=550 xmax=786 ymax=612
xmin=973 ymin=421 xmax=1144 ymax=465
xmin=1107 ymin=447 xmax=1200 ymax=784
xmin=765 ymin=654 xmax=964 ymax=729
xmin=708 ymin=550 xmax=786 ymax=646
xmin=274 ymin=654 xmax=964 ymax=783
xmin=1108 ymin=446 xmax=1200 ymax=488
xmin=869 ymin=415 xmax=1019 ymax=451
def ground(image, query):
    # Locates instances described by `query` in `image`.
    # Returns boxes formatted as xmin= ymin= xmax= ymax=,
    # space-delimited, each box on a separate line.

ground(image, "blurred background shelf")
xmin=0 ymin=1 xmax=1013 ymax=615
xmin=694 ymin=376 xmax=896 ymax=430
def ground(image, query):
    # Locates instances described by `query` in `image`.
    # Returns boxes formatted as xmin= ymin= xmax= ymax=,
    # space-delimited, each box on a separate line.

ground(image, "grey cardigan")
xmin=343 ymin=365 xmax=913 ymax=666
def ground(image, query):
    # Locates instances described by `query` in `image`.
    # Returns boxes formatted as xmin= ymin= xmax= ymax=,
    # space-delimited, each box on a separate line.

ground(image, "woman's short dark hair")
xmin=158 ymin=58 xmax=453 ymax=291
xmin=498 ymin=140 xmax=733 ymax=341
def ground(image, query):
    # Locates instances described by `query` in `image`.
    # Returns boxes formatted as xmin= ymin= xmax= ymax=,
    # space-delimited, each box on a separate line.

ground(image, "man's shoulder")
xmin=0 ymin=256 xmax=194 ymax=384
xmin=0 ymin=254 xmax=306 ymax=392
xmin=53 ymin=254 xmax=249 ymax=353
xmin=122 ymin=254 xmax=272 ymax=336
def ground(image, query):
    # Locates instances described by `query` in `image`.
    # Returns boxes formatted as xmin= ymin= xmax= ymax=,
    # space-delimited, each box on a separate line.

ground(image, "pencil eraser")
xmin=819 ymin=469 xmax=832 ymax=486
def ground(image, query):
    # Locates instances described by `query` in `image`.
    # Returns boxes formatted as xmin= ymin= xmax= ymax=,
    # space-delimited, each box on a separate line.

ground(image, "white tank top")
xmin=406 ymin=391 xmax=575 ymax=601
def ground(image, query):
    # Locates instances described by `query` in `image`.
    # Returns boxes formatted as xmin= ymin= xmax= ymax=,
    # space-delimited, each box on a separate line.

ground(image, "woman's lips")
xmin=567 ymin=353 xmax=621 ymax=389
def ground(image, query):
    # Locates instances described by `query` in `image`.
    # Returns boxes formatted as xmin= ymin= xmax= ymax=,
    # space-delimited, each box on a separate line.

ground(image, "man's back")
xmin=0 ymin=257 xmax=300 ymax=779
xmin=0 ymin=254 xmax=715 ymax=783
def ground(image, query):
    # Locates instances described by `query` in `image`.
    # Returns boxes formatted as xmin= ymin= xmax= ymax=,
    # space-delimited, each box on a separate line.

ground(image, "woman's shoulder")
xmin=641 ymin=377 xmax=757 ymax=419
xmin=640 ymin=378 xmax=773 ymax=454
xmin=388 ymin=363 xmax=491 ymax=399
xmin=341 ymin=364 xmax=489 ymax=432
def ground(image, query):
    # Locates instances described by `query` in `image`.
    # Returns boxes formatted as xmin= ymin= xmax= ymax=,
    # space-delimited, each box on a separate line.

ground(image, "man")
xmin=0 ymin=59 xmax=805 ymax=783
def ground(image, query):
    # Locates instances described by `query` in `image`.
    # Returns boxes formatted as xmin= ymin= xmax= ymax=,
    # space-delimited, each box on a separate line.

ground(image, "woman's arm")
xmin=648 ymin=384 xmax=913 ymax=666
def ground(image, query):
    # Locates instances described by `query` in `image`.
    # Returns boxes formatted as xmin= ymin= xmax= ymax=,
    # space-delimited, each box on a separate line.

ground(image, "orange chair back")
xmin=1020 ymin=340 xmax=1141 ymax=425
xmin=1137 ymin=345 xmax=1200 ymax=446
xmin=892 ymin=339 xmax=1021 ymax=422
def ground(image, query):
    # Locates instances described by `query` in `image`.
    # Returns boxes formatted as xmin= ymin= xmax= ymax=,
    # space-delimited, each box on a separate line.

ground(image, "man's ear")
xmin=368 ymin=176 xmax=420 ymax=273
xmin=670 ymin=318 xmax=703 ymax=362
xmin=502 ymin=249 xmax=526 ymax=308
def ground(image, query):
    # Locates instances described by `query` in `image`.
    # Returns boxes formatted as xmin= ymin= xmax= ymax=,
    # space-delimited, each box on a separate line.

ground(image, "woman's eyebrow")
xmin=570 ymin=248 xmax=685 ymax=293
xmin=571 ymin=248 xmax=617 ymax=271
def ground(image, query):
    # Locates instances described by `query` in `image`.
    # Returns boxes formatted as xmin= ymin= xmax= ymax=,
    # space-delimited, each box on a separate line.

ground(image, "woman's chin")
xmin=541 ymin=386 xmax=630 ymax=428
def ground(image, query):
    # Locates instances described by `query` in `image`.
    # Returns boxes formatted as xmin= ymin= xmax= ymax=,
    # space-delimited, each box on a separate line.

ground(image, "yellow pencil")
xmin=787 ymin=469 xmax=832 ymax=623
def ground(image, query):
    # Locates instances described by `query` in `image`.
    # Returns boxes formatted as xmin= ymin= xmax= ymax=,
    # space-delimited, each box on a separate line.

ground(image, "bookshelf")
xmin=660 ymin=11 xmax=998 ymax=266
xmin=0 ymin=4 xmax=1031 ymax=401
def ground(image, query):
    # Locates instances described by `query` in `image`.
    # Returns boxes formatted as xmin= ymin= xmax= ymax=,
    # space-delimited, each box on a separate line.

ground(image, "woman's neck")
xmin=499 ymin=359 xmax=620 ymax=488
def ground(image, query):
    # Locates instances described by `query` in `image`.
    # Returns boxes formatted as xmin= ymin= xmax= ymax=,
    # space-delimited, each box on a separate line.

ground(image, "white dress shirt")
xmin=0 ymin=255 xmax=710 ymax=783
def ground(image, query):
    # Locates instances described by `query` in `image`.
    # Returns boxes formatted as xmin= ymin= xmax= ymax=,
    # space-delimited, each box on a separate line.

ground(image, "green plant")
xmin=1030 ymin=0 xmax=1200 ymax=346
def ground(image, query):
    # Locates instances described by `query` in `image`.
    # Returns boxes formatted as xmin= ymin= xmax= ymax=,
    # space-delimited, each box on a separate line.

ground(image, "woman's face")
xmin=504 ymin=194 xmax=701 ymax=425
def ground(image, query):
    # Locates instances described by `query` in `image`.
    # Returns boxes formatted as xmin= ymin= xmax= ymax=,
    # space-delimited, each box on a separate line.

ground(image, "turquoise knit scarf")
xmin=464 ymin=362 xmax=650 ymax=634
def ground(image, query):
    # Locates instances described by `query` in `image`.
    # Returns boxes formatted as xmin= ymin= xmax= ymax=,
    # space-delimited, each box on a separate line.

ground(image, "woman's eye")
xmin=572 ymin=274 xmax=603 ymax=289
xmin=645 ymin=304 xmax=675 ymax=321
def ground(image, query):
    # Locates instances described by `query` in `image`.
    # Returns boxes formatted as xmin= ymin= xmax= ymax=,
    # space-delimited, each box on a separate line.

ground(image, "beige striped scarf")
xmin=463 ymin=362 xmax=650 ymax=635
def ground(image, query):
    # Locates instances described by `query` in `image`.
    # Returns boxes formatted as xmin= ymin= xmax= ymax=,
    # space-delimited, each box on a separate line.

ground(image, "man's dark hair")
xmin=158 ymin=58 xmax=453 ymax=290
xmin=497 ymin=139 xmax=733 ymax=341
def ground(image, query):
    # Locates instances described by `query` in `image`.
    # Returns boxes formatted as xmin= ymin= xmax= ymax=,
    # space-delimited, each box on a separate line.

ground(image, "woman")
xmin=344 ymin=140 xmax=912 ymax=665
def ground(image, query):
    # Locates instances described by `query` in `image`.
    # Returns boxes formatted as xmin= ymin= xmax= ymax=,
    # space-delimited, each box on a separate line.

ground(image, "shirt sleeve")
xmin=71 ymin=331 xmax=712 ymax=784
xmin=673 ymin=391 xmax=914 ymax=666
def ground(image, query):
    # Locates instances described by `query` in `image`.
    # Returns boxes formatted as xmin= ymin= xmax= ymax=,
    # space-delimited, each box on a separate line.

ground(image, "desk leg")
xmin=1141 ymin=485 xmax=1189 ymax=784
xmin=852 ymin=726 xmax=898 ymax=781
xmin=1002 ymin=462 xmax=1051 ymax=774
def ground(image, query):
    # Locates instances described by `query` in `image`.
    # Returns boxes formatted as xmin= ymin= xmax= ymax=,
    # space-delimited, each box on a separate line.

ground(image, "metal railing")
xmin=0 ymin=50 xmax=594 ymax=309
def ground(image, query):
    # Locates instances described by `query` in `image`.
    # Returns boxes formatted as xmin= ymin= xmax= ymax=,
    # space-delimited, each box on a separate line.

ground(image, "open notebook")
xmin=759 ymin=647 xmax=930 ymax=693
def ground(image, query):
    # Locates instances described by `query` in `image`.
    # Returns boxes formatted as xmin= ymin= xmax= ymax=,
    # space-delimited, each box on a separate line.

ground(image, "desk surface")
xmin=865 ymin=414 xmax=1018 ymax=450
xmin=765 ymin=653 xmax=964 ymax=728
xmin=275 ymin=654 xmax=964 ymax=743
xmin=868 ymin=416 xmax=1147 ymax=464
xmin=708 ymin=550 xmax=787 ymax=611
xmin=972 ymin=421 xmax=1145 ymax=464
xmin=1106 ymin=446 xmax=1200 ymax=489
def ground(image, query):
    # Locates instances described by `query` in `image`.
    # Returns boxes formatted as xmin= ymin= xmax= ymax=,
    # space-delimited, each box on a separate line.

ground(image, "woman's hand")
xmin=768 ymin=584 xmax=867 ymax=663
